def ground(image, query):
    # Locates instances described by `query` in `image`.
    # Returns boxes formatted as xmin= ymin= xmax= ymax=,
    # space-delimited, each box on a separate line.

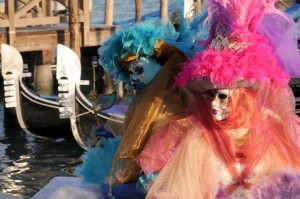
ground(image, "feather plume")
xmin=98 ymin=20 xmax=179 ymax=89
xmin=176 ymin=0 xmax=290 ymax=88
xmin=211 ymin=0 xmax=277 ymax=32
xmin=75 ymin=137 xmax=122 ymax=185
xmin=252 ymin=170 xmax=300 ymax=198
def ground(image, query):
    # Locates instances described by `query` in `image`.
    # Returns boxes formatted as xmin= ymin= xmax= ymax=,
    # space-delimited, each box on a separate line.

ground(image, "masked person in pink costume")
xmin=137 ymin=0 xmax=300 ymax=198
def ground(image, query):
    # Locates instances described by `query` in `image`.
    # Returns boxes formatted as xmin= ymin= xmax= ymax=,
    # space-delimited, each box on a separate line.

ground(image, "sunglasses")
xmin=208 ymin=90 xmax=229 ymax=100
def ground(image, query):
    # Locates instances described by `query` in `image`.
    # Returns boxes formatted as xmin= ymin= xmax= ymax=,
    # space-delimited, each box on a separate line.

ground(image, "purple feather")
xmin=215 ymin=184 xmax=230 ymax=199
xmin=205 ymin=0 xmax=235 ymax=47
xmin=252 ymin=170 xmax=300 ymax=198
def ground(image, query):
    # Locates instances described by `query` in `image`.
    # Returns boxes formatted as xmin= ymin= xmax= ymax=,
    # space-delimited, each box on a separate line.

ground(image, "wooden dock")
xmin=0 ymin=23 xmax=116 ymax=56
xmin=0 ymin=0 xmax=176 ymax=94
xmin=0 ymin=0 xmax=179 ymax=65
xmin=0 ymin=0 xmax=117 ymax=64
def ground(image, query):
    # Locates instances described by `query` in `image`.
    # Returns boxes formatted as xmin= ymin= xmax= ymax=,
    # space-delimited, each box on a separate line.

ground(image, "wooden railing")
xmin=0 ymin=0 xmax=92 ymax=46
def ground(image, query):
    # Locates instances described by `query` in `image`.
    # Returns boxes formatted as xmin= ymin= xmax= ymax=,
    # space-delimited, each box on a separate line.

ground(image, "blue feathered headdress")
xmin=98 ymin=19 xmax=179 ymax=89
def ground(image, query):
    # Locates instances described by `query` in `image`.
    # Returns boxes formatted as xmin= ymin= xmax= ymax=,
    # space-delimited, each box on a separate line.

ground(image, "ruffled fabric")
xmin=137 ymin=82 xmax=300 ymax=198
xmin=258 ymin=11 xmax=300 ymax=78
xmin=142 ymin=130 xmax=294 ymax=199
xmin=137 ymin=115 xmax=198 ymax=174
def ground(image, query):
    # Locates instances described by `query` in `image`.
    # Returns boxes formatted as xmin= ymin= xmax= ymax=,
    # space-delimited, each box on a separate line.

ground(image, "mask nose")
xmin=211 ymin=98 xmax=220 ymax=108
xmin=130 ymin=72 xmax=138 ymax=81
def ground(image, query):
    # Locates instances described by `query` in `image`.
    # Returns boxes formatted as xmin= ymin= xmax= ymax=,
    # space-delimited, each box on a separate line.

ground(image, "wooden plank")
xmin=57 ymin=0 xmax=68 ymax=7
xmin=13 ymin=30 xmax=70 ymax=52
xmin=15 ymin=0 xmax=41 ymax=19
xmin=0 ymin=25 xmax=115 ymax=54
xmin=69 ymin=0 xmax=81 ymax=57
xmin=7 ymin=0 xmax=16 ymax=45
xmin=15 ymin=16 xmax=61 ymax=27
xmin=41 ymin=0 xmax=52 ymax=17
xmin=86 ymin=27 xmax=116 ymax=46
xmin=83 ymin=0 xmax=91 ymax=45
xmin=0 ymin=12 xmax=8 ymax=19
xmin=19 ymin=0 xmax=33 ymax=5
xmin=0 ymin=19 xmax=9 ymax=27
xmin=42 ymin=50 xmax=55 ymax=64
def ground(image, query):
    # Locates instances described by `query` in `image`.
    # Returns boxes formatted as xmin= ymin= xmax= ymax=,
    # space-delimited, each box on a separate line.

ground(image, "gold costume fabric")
xmin=109 ymin=40 xmax=192 ymax=186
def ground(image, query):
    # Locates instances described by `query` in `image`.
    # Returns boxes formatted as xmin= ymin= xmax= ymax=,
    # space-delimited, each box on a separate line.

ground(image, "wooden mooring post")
xmin=160 ymin=0 xmax=168 ymax=22
xmin=69 ymin=0 xmax=81 ymax=58
xmin=105 ymin=0 xmax=113 ymax=25
xmin=136 ymin=0 xmax=141 ymax=22
xmin=5 ymin=0 xmax=16 ymax=46
xmin=103 ymin=0 xmax=113 ymax=94
xmin=195 ymin=0 xmax=202 ymax=13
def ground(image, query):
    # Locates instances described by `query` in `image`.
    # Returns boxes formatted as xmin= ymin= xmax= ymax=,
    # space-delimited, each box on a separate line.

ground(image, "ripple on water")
xmin=0 ymin=124 xmax=84 ymax=199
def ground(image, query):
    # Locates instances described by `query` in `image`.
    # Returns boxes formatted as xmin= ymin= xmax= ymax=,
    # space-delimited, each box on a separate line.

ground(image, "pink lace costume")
xmin=138 ymin=86 xmax=300 ymax=199
xmin=136 ymin=0 xmax=300 ymax=198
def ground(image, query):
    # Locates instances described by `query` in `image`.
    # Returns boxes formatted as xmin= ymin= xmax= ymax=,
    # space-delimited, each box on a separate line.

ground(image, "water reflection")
xmin=0 ymin=97 xmax=84 ymax=199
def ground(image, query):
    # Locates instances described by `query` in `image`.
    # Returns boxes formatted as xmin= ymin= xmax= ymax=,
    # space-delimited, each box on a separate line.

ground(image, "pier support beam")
xmin=6 ymin=0 xmax=16 ymax=46
xmin=135 ymin=0 xmax=141 ymax=22
xmin=105 ymin=0 xmax=113 ymax=25
xmin=195 ymin=0 xmax=202 ymax=13
xmin=104 ymin=0 xmax=114 ymax=93
xmin=69 ymin=0 xmax=81 ymax=58
xmin=160 ymin=0 xmax=168 ymax=22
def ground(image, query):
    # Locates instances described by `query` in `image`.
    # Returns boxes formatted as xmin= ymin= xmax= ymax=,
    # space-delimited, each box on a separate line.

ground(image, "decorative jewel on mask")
xmin=129 ymin=59 xmax=146 ymax=94
xmin=209 ymin=89 xmax=231 ymax=121
xmin=211 ymin=23 xmax=249 ymax=52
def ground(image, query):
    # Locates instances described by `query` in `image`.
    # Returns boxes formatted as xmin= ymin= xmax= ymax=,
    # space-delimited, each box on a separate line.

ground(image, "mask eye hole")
xmin=135 ymin=66 xmax=144 ymax=74
xmin=208 ymin=90 xmax=228 ymax=100
xmin=209 ymin=90 xmax=215 ymax=98
xmin=218 ymin=94 xmax=228 ymax=100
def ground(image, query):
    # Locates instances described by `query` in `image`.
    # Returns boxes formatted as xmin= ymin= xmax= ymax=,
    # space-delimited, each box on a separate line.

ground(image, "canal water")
xmin=0 ymin=92 xmax=84 ymax=199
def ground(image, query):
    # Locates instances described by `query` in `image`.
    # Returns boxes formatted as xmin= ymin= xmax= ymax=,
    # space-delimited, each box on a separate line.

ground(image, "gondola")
xmin=1 ymin=44 xmax=72 ymax=138
xmin=56 ymin=44 xmax=126 ymax=150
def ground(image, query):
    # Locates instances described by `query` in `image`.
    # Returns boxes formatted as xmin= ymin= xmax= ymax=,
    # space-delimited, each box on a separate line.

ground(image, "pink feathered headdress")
xmin=176 ymin=0 xmax=289 ymax=88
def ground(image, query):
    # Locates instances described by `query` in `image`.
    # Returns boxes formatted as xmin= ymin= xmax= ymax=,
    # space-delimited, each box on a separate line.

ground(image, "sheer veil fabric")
xmin=138 ymin=83 xmax=300 ymax=198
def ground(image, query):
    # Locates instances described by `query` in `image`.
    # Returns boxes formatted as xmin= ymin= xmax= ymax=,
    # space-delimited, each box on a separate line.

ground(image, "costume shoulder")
xmin=137 ymin=115 xmax=203 ymax=174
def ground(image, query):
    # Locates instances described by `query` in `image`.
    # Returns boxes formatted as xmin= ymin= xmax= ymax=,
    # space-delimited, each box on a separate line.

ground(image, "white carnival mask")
xmin=209 ymin=89 xmax=232 ymax=121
